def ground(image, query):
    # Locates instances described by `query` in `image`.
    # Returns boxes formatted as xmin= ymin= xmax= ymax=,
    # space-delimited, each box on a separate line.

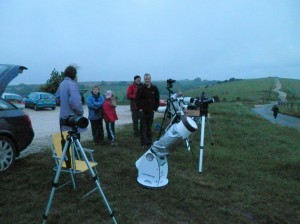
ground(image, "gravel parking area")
xmin=19 ymin=105 xmax=163 ymax=158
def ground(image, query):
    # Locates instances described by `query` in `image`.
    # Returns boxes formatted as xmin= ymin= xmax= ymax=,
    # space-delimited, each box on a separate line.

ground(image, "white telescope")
xmin=135 ymin=116 xmax=197 ymax=188
xmin=181 ymin=97 xmax=195 ymax=105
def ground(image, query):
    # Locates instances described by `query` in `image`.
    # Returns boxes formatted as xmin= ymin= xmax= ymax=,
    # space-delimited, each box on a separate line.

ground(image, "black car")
xmin=0 ymin=64 xmax=34 ymax=172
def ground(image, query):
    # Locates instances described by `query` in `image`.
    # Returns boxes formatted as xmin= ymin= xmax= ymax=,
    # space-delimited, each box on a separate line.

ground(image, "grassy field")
xmin=279 ymin=78 xmax=300 ymax=100
xmin=184 ymin=78 xmax=278 ymax=103
xmin=0 ymin=102 xmax=299 ymax=224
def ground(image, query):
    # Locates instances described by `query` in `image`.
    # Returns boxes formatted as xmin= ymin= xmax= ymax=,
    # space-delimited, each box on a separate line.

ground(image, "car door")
xmin=0 ymin=65 xmax=27 ymax=95
xmin=27 ymin=93 xmax=35 ymax=108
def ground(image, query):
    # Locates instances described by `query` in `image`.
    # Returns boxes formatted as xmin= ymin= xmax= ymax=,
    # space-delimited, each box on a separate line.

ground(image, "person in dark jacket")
xmin=126 ymin=75 xmax=142 ymax=137
xmin=136 ymin=73 xmax=160 ymax=149
xmin=87 ymin=85 xmax=105 ymax=145
xmin=272 ymin=105 xmax=279 ymax=119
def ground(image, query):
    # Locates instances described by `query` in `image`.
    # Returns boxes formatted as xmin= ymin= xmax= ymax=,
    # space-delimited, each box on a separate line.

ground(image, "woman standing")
xmin=87 ymin=85 xmax=105 ymax=145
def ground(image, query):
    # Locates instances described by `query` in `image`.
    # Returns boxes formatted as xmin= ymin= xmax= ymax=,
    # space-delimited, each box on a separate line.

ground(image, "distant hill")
xmin=6 ymin=78 xmax=218 ymax=103
xmin=6 ymin=77 xmax=299 ymax=104
xmin=5 ymin=84 xmax=42 ymax=98
xmin=184 ymin=77 xmax=300 ymax=103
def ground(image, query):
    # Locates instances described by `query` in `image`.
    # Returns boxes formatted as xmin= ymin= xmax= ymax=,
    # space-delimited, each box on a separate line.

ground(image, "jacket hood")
xmin=0 ymin=64 xmax=27 ymax=95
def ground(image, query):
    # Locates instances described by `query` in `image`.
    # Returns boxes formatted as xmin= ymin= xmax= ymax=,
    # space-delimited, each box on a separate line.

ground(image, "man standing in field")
xmin=136 ymin=73 xmax=160 ymax=149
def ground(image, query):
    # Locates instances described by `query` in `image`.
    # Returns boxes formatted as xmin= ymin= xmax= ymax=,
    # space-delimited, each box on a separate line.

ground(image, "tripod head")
xmin=67 ymin=128 xmax=79 ymax=138
xmin=194 ymin=92 xmax=214 ymax=117
xmin=166 ymin=79 xmax=176 ymax=96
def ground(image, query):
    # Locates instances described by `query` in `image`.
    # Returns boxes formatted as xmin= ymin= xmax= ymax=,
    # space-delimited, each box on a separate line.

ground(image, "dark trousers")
xmin=90 ymin=119 xmax=104 ymax=143
xmin=131 ymin=109 xmax=141 ymax=136
xmin=140 ymin=111 xmax=154 ymax=146
xmin=105 ymin=121 xmax=116 ymax=142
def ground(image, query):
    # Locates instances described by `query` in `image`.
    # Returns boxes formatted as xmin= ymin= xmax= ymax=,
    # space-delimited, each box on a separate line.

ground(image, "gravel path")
xmin=19 ymin=105 xmax=163 ymax=158
xmin=253 ymin=103 xmax=300 ymax=132
xmin=252 ymin=78 xmax=300 ymax=132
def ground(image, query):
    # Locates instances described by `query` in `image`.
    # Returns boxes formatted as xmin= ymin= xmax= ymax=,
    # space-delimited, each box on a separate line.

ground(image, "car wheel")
xmin=34 ymin=104 xmax=39 ymax=111
xmin=0 ymin=136 xmax=16 ymax=172
xmin=52 ymin=107 xmax=56 ymax=110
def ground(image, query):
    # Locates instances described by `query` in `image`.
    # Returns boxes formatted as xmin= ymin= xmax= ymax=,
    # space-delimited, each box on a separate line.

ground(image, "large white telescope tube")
xmin=135 ymin=116 xmax=197 ymax=188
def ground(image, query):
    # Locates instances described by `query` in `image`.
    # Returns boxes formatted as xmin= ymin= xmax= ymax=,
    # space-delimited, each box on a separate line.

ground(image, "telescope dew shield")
xmin=157 ymin=106 xmax=167 ymax=113
xmin=70 ymin=116 xmax=89 ymax=129
xmin=60 ymin=115 xmax=89 ymax=129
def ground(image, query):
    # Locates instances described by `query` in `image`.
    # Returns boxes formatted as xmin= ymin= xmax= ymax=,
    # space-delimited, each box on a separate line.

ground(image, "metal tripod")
xmin=42 ymin=130 xmax=117 ymax=224
xmin=197 ymin=97 xmax=214 ymax=173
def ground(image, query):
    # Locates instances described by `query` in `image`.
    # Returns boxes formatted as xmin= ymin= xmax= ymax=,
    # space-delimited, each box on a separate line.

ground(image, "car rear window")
xmin=0 ymin=98 xmax=15 ymax=110
xmin=41 ymin=94 xmax=52 ymax=99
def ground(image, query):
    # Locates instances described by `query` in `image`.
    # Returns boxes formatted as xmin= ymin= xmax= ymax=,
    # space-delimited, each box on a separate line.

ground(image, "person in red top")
xmin=103 ymin=90 xmax=118 ymax=146
xmin=126 ymin=75 xmax=142 ymax=137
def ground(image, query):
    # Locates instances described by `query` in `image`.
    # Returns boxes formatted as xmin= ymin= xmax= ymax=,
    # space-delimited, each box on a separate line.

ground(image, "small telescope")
xmin=60 ymin=115 xmax=89 ymax=129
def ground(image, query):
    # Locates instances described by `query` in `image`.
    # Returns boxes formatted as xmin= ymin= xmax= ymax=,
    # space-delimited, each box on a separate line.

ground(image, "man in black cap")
xmin=127 ymin=75 xmax=142 ymax=137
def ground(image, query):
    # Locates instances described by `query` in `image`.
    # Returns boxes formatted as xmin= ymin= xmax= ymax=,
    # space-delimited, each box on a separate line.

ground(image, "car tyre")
xmin=34 ymin=104 xmax=39 ymax=111
xmin=0 ymin=136 xmax=16 ymax=172
xmin=52 ymin=107 xmax=56 ymax=110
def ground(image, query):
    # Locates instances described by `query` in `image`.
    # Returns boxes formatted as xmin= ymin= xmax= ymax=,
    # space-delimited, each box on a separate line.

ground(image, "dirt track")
xmin=253 ymin=103 xmax=300 ymax=132
xmin=19 ymin=105 xmax=162 ymax=158
xmin=252 ymin=78 xmax=300 ymax=132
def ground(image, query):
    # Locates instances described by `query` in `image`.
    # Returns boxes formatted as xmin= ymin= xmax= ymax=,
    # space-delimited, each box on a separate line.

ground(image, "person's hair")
xmin=64 ymin=65 xmax=77 ymax=80
xmin=144 ymin=73 xmax=151 ymax=78
xmin=92 ymin=85 xmax=99 ymax=91
xmin=134 ymin=75 xmax=141 ymax=81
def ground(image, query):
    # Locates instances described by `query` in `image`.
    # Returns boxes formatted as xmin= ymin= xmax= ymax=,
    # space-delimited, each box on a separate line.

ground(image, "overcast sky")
xmin=1 ymin=0 xmax=299 ymax=85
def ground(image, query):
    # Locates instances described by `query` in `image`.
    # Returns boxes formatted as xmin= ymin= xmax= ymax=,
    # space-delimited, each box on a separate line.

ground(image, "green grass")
xmin=1 ymin=102 xmax=299 ymax=224
xmin=184 ymin=78 xmax=278 ymax=103
xmin=279 ymin=78 xmax=300 ymax=100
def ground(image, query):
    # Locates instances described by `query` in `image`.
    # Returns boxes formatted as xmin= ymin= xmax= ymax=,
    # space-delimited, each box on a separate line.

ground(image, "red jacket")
xmin=126 ymin=82 xmax=141 ymax=110
xmin=103 ymin=98 xmax=118 ymax=122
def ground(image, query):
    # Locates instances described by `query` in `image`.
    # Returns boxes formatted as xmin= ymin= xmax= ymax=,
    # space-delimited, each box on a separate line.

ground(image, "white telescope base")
xmin=135 ymin=149 xmax=169 ymax=188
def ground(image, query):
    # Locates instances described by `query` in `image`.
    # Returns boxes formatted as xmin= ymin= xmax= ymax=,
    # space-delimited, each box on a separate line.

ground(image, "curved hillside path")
xmin=272 ymin=78 xmax=287 ymax=103
xmin=253 ymin=78 xmax=300 ymax=132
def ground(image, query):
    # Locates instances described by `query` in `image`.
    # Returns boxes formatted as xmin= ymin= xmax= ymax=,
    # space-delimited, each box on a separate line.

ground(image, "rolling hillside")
xmin=5 ymin=77 xmax=300 ymax=105
xmin=183 ymin=77 xmax=294 ymax=103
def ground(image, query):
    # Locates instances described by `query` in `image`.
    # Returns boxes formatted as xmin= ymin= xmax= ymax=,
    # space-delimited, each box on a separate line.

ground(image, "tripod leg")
xmin=207 ymin=117 xmax=214 ymax=145
xmin=199 ymin=116 xmax=206 ymax=173
xmin=42 ymin=140 xmax=71 ymax=224
xmin=158 ymin=104 xmax=169 ymax=138
xmin=74 ymin=139 xmax=118 ymax=224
